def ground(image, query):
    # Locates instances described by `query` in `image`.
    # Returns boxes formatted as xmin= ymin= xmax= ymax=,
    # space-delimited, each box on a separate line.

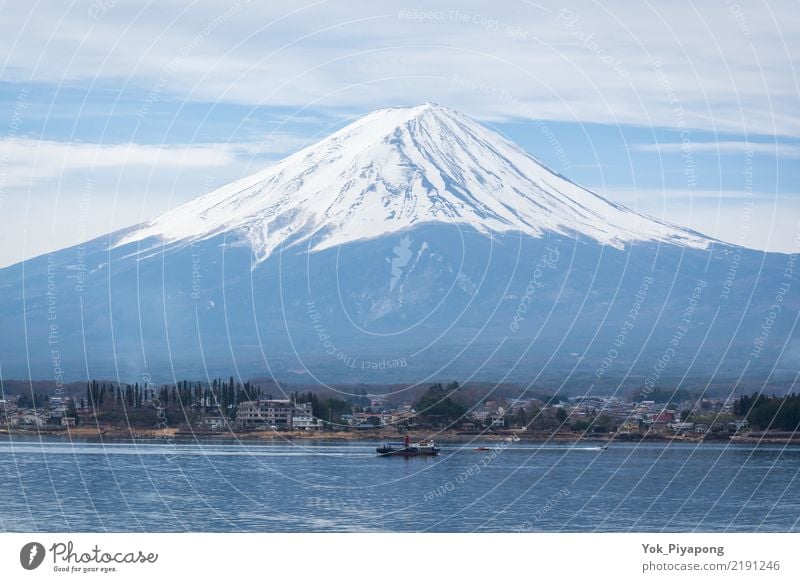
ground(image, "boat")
xmin=377 ymin=435 xmax=440 ymax=457
xmin=474 ymin=446 xmax=491 ymax=452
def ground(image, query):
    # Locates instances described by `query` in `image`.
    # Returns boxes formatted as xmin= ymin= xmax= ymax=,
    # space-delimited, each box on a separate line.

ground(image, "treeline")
xmin=734 ymin=393 xmax=800 ymax=431
xmin=85 ymin=377 xmax=267 ymax=417
xmin=631 ymin=387 xmax=695 ymax=403
xmin=82 ymin=380 xmax=368 ymax=425
xmin=17 ymin=392 xmax=50 ymax=409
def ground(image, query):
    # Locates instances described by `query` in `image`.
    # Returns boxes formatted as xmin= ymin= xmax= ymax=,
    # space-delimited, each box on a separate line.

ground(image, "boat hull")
xmin=376 ymin=446 xmax=440 ymax=457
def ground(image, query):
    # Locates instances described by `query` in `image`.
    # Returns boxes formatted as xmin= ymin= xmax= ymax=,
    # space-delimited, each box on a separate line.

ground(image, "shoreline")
xmin=3 ymin=427 xmax=799 ymax=445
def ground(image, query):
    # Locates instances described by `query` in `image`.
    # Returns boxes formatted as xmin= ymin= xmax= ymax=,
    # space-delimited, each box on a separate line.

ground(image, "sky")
xmin=0 ymin=0 xmax=798 ymax=267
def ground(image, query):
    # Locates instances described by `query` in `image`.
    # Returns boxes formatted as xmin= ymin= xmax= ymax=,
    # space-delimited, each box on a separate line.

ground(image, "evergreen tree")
xmin=413 ymin=382 xmax=467 ymax=427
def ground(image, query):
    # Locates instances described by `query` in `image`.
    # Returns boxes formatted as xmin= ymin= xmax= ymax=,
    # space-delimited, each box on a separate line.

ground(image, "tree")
xmin=18 ymin=392 xmax=48 ymax=409
xmin=594 ymin=414 xmax=615 ymax=433
xmin=736 ymin=393 xmax=800 ymax=431
xmin=315 ymin=396 xmax=352 ymax=428
xmin=413 ymin=382 xmax=467 ymax=427
xmin=571 ymin=420 xmax=591 ymax=432
xmin=65 ymin=400 xmax=79 ymax=425
xmin=555 ymin=408 xmax=568 ymax=423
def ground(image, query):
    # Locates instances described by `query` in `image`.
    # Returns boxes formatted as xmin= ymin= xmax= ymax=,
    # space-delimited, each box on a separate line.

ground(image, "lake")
xmin=1 ymin=437 xmax=798 ymax=532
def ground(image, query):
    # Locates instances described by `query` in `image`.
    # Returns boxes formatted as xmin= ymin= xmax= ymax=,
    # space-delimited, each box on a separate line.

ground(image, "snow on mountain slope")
xmin=116 ymin=103 xmax=709 ymax=260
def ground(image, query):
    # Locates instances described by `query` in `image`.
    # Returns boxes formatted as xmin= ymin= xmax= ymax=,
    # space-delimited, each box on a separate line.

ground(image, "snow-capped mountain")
xmin=0 ymin=104 xmax=795 ymax=387
xmin=117 ymin=103 xmax=708 ymax=261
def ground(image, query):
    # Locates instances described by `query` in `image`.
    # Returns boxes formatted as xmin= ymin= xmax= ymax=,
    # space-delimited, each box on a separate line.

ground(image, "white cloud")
xmin=603 ymin=188 xmax=793 ymax=202
xmin=0 ymin=137 xmax=307 ymax=189
xmin=632 ymin=141 xmax=800 ymax=157
xmin=0 ymin=138 xmax=231 ymax=187
xmin=599 ymin=187 xmax=800 ymax=253
xmin=0 ymin=136 xmax=309 ymax=267
xmin=1 ymin=0 xmax=798 ymax=135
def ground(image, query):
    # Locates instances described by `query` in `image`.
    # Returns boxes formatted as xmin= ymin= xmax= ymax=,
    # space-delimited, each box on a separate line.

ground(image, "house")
xmin=694 ymin=423 xmax=710 ymax=434
xmin=356 ymin=421 xmax=382 ymax=430
xmin=60 ymin=416 xmax=76 ymax=427
xmin=13 ymin=412 xmax=47 ymax=428
xmin=727 ymin=420 xmax=749 ymax=433
xmin=386 ymin=410 xmax=415 ymax=425
xmin=568 ymin=409 xmax=590 ymax=419
xmin=473 ymin=411 xmax=491 ymax=423
xmin=198 ymin=417 xmax=227 ymax=431
xmin=47 ymin=408 xmax=65 ymax=425
xmin=650 ymin=412 xmax=675 ymax=424
xmin=490 ymin=417 xmax=506 ymax=428
xmin=619 ymin=422 xmax=641 ymax=434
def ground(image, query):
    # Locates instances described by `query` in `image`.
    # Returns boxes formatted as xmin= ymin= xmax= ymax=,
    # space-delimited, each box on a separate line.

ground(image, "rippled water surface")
xmin=1 ymin=437 xmax=798 ymax=532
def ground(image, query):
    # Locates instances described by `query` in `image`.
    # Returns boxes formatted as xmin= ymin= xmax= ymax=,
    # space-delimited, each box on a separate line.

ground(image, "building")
xmin=649 ymin=412 xmax=675 ymax=424
xmin=47 ymin=408 xmax=65 ymax=424
xmin=236 ymin=400 xmax=322 ymax=430
xmin=292 ymin=402 xmax=320 ymax=430
xmin=386 ymin=410 xmax=415 ymax=426
xmin=619 ymin=422 xmax=640 ymax=433
xmin=236 ymin=399 xmax=294 ymax=430
xmin=669 ymin=422 xmax=695 ymax=433
xmin=198 ymin=416 xmax=227 ymax=431
xmin=489 ymin=416 xmax=506 ymax=428
xmin=728 ymin=420 xmax=749 ymax=433
xmin=13 ymin=412 xmax=47 ymax=428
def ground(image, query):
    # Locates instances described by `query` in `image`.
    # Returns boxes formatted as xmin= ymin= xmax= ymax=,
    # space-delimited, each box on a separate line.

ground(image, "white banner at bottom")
xmin=0 ymin=533 xmax=795 ymax=581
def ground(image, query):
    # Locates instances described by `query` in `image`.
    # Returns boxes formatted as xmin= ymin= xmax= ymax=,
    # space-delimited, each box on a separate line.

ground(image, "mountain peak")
xmin=116 ymin=104 xmax=709 ymax=259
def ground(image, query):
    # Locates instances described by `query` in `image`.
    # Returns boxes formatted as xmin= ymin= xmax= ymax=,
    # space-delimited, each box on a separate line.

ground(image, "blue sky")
xmin=0 ymin=0 xmax=798 ymax=267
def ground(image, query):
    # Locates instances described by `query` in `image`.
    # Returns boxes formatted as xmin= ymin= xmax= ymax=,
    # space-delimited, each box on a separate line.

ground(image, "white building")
xmin=490 ymin=417 xmax=506 ymax=428
xmin=292 ymin=402 xmax=320 ymax=430
xmin=199 ymin=417 xmax=227 ymax=431
xmin=12 ymin=412 xmax=47 ymax=428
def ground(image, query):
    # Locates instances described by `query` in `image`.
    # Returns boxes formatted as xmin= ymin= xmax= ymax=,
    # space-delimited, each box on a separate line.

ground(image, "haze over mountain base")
xmin=1 ymin=223 xmax=795 ymax=389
